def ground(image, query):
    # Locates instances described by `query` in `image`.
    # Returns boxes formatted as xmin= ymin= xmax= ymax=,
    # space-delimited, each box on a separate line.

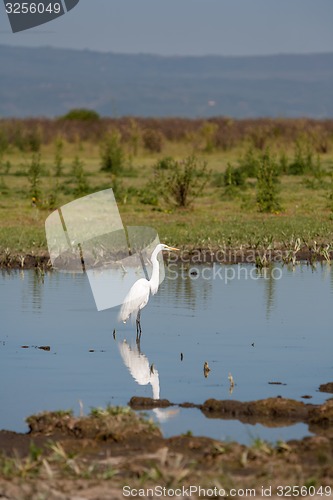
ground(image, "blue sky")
xmin=0 ymin=0 xmax=333 ymax=56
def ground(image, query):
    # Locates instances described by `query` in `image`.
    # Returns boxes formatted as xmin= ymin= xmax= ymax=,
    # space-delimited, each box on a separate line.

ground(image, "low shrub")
xmin=224 ymin=163 xmax=246 ymax=188
xmin=54 ymin=137 xmax=64 ymax=177
xmin=71 ymin=156 xmax=90 ymax=195
xmin=256 ymin=149 xmax=281 ymax=213
xmin=151 ymin=155 xmax=210 ymax=208
xmin=60 ymin=108 xmax=100 ymax=121
xmin=100 ymin=131 xmax=124 ymax=174
xmin=27 ymin=154 xmax=43 ymax=200
xmin=238 ymin=147 xmax=260 ymax=178
xmin=288 ymin=140 xmax=318 ymax=175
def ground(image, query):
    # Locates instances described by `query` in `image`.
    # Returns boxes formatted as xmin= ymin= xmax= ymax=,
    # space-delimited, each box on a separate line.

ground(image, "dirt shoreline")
xmin=0 ymin=397 xmax=332 ymax=499
xmin=0 ymin=248 xmax=330 ymax=270
xmin=129 ymin=396 xmax=333 ymax=436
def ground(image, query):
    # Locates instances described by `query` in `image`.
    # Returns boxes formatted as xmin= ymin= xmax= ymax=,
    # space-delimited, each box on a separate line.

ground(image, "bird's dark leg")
xmin=136 ymin=309 xmax=142 ymax=345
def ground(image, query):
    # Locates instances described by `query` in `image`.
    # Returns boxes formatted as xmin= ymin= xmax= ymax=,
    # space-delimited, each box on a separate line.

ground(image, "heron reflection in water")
xmin=118 ymin=340 xmax=178 ymax=422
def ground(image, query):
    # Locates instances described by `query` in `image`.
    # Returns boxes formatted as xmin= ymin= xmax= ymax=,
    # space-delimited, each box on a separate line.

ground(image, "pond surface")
xmin=1 ymin=263 xmax=333 ymax=445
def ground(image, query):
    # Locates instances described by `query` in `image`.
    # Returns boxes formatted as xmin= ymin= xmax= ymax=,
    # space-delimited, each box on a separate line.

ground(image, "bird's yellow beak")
xmin=166 ymin=246 xmax=179 ymax=251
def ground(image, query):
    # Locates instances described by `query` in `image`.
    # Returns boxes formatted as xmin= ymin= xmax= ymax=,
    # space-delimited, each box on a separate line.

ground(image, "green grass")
xmin=1 ymin=135 xmax=333 ymax=257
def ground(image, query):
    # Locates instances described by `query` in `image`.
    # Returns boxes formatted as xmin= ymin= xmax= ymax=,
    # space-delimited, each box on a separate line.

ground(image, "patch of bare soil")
xmin=0 ymin=400 xmax=333 ymax=499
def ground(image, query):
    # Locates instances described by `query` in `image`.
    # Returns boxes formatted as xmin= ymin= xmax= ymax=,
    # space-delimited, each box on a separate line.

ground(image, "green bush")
xmin=288 ymin=140 xmax=318 ymax=175
xmin=238 ymin=147 xmax=260 ymax=178
xmin=278 ymin=151 xmax=289 ymax=174
xmin=256 ymin=150 xmax=281 ymax=213
xmin=151 ymin=155 xmax=210 ymax=208
xmin=60 ymin=108 xmax=100 ymax=121
xmin=221 ymin=163 xmax=247 ymax=198
xmin=54 ymin=137 xmax=64 ymax=177
xmin=224 ymin=163 xmax=246 ymax=188
xmin=155 ymin=156 xmax=174 ymax=170
xmin=71 ymin=156 xmax=90 ymax=195
xmin=139 ymin=188 xmax=159 ymax=206
xmin=100 ymin=132 xmax=124 ymax=174
xmin=27 ymin=154 xmax=43 ymax=200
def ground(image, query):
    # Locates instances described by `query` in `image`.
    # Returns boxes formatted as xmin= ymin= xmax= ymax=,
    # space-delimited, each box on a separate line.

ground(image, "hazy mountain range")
xmin=1 ymin=44 xmax=332 ymax=118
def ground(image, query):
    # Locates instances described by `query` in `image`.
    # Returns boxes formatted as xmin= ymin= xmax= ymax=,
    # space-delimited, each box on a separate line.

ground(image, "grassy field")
xmin=1 ymin=117 xmax=333 ymax=261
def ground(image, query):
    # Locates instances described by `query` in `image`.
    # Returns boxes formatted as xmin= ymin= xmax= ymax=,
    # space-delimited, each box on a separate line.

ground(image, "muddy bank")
xmin=0 ymin=252 xmax=50 ymax=270
xmin=0 ymin=404 xmax=333 ymax=500
xmin=0 ymin=247 xmax=330 ymax=270
xmin=130 ymin=396 xmax=333 ymax=436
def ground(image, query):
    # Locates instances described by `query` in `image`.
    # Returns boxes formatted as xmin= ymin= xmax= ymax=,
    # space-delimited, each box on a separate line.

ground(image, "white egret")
xmin=119 ymin=243 xmax=179 ymax=340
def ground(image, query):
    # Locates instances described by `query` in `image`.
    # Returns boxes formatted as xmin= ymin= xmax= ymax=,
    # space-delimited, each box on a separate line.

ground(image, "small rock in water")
xmin=38 ymin=345 xmax=50 ymax=351
xmin=318 ymin=382 xmax=333 ymax=393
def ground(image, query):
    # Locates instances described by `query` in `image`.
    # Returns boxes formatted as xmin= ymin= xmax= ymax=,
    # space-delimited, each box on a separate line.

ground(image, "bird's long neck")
xmin=149 ymin=247 xmax=161 ymax=295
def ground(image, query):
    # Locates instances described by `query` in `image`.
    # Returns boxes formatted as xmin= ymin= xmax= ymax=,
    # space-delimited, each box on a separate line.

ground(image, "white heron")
xmin=119 ymin=243 xmax=179 ymax=340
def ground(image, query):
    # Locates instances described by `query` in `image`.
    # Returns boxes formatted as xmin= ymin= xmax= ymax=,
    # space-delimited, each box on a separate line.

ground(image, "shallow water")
xmin=1 ymin=263 xmax=333 ymax=445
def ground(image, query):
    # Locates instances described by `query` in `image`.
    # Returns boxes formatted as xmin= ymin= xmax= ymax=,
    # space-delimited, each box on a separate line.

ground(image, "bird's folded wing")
xmin=118 ymin=278 xmax=150 ymax=322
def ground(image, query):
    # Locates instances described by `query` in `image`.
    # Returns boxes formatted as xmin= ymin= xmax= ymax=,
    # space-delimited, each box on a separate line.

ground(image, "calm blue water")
xmin=1 ymin=263 xmax=333 ymax=444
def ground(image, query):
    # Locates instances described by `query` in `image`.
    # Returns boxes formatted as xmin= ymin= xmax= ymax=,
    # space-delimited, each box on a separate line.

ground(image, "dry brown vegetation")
xmin=1 ymin=116 xmax=333 ymax=151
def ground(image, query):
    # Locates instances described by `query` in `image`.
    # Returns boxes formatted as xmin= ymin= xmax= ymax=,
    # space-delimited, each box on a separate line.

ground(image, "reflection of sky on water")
xmin=0 ymin=263 xmax=332 ymax=444
xmin=87 ymin=267 xmax=141 ymax=312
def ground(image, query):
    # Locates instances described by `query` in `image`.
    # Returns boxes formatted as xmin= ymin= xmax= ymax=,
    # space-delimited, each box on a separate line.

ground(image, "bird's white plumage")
xmin=118 ymin=243 xmax=178 ymax=326
xmin=119 ymin=278 xmax=150 ymax=323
